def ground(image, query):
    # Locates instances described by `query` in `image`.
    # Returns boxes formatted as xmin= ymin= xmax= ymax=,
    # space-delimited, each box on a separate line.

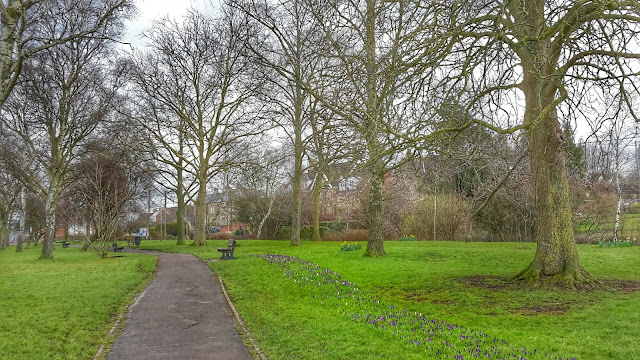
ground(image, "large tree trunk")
xmin=193 ymin=177 xmax=207 ymax=246
xmin=40 ymin=190 xmax=57 ymax=259
xmin=514 ymin=68 xmax=593 ymax=286
xmin=362 ymin=0 xmax=385 ymax=257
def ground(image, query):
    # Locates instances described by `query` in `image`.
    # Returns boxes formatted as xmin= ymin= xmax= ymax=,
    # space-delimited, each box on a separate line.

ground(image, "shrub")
xmin=404 ymin=193 xmax=469 ymax=241
xmin=340 ymin=241 xmax=362 ymax=251
xmin=322 ymin=229 xmax=369 ymax=242
xmin=397 ymin=235 xmax=416 ymax=241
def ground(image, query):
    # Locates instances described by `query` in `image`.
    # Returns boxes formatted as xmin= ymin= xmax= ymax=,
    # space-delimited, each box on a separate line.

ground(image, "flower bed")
xmin=253 ymin=254 xmax=576 ymax=360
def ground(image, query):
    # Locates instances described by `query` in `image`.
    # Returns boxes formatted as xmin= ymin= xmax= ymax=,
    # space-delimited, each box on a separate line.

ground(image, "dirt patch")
xmin=403 ymin=292 xmax=431 ymax=302
xmin=603 ymin=279 xmax=640 ymax=293
xmin=459 ymin=275 xmax=640 ymax=293
xmin=458 ymin=275 xmax=513 ymax=292
xmin=513 ymin=303 xmax=568 ymax=316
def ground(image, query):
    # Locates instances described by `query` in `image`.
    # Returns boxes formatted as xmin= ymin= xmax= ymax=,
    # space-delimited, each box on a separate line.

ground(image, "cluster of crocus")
xmin=254 ymin=254 xmax=577 ymax=360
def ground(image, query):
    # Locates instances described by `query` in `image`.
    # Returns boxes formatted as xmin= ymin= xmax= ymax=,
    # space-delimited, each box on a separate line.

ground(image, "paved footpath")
xmin=107 ymin=249 xmax=254 ymax=360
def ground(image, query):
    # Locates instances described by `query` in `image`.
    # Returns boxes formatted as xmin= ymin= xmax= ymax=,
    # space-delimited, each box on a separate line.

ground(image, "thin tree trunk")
xmin=176 ymin=176 xmax=186 ymax=245
xmin=257 ymin=195 xmax=275 ymax=240
xmin=311 ymin=178 xmax=322 ymax=241
xmin=613 ymin=169 xmax=622 ymax=242
xmin=16 ymin=233 xmax=23 ymax=252
xmin=290 ymin=81 xmax=303 ymax=246
xmin=40 ymin=190 xmax=58 ymax=259
xmin=0 ymin=217 xmax=8 ymax=250
xmin=193 ymin=177 xmax=208 ymax=246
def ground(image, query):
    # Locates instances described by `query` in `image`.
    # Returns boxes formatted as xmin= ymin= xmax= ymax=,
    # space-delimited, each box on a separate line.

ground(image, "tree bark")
xmin=176 ymin=166 xmax=186 ymax=245
xmin=290 ymin=65 xmax=304 ymax=247
xmin=613 ymin=168 xmax=622 ymax=242
xmin=40 ymin=189 xmax=58 ymax=259
xmin=16 ymin=233 xmax=23 ymax=252
xmin=0 ymin=0 xmax=21 ymax=109
xmin=257 ymin=194 xmax=275 ymax=240
xmin=365 ymin=165 xmax=386 ymax=256
xmin=193 ymin=175 xmax=207 ymax=246
xmin=362 ymin=0 xmax=385 ymax=257
xmin=311 ymin=177 xmax=322 ymax=241
xmin=0 ymin=216 xmax=8 ymax=250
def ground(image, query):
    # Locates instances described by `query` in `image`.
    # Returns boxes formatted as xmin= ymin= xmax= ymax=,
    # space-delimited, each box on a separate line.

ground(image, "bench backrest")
xmin=227 ymin=239 xmax=236 ymax=248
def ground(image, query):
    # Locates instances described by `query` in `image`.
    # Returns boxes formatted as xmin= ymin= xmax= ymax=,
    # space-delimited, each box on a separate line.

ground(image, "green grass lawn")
xmin=0 ymin=246 xmax=156 ymax=360
xmin=141 ymin=239 xmax=640 ymax=360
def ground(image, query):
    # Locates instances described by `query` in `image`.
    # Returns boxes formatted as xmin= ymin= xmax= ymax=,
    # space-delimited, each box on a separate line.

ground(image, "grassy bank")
xmin=0 ymin=246 xmax=156 ymax=360
xmin=142 ymin=240 xmax=640 ymax=360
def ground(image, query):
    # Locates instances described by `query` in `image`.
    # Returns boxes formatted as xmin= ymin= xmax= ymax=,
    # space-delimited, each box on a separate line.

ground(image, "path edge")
xmin=218 ymin=275 xmax=268 ymax=360
xmin=92 ymin=256 xmax=158 ymax=360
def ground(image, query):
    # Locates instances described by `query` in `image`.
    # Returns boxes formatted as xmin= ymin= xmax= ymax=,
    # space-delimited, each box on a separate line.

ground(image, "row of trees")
xmin=1 ymin=0 xmax=640 ymax=286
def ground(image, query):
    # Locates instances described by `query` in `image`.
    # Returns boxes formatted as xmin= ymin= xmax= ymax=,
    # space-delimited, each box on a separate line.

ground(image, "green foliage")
xmin=398 ymin=235 xmax=417 ymax=241
xmin=340 ymin=241 xmax=362 ymax=251
xmin=0 ymin=247 xmax=156 ymax=359
xmin=139 ymin=240 xmax=640 ymax=360
xmin=165 ymin=222 xmax=179 ymax=236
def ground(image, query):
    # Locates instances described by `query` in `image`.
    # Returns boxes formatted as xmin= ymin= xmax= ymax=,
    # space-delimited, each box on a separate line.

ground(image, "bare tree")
xmin=228 ymin=0 xmax=330 ymax=246
xmin=126 ymin=9 xmax=265 ymax=246
xmin=1 ymin=20 xmax=124 ymax=259
xmin=447 ymin=0 xmax=640 ymax=285
xmin=303 ymin=0 xmax=452 ymax=256
xmin=0 ymin=0 xmax=133 ymax=110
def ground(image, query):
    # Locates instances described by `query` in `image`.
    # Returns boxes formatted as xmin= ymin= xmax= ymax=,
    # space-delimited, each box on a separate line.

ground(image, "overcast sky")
xmin=122 ymin=0 xmax=216 ymax=50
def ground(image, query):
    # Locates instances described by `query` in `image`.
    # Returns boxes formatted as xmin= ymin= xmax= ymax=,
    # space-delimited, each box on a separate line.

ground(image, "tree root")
xmin=512 ymin=262 xmax=603 ymax=290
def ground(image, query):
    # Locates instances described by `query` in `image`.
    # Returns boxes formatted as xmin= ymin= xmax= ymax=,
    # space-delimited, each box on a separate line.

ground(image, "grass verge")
xmin=0 ymin=246 xmax=156 ymax=360
xmin=142 ymin=240 xmax=639 ymax=359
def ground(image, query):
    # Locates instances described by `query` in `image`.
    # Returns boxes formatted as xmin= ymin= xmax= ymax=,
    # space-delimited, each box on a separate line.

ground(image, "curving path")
xmin=107 ymin=249 xmax=254 ymax=360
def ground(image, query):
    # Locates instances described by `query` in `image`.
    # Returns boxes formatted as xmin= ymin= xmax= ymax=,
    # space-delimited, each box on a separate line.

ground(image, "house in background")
xmin=206 ymin=188 xmax=249 ymax=233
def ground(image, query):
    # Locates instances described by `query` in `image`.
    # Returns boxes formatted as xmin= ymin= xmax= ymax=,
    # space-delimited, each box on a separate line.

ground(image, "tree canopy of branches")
xmin=0 ymin=5 xmax=127 ymax=259
xmin=0 ymin=0 xmax=133 ymax=110
xmin=127 ymin=8 xmax=265 ymax=246
xmin=447 ymin=0 xmax=640 ymax=286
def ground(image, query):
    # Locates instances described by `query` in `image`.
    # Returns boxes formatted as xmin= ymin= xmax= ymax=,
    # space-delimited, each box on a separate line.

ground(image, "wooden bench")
xmin=127 ymin=239 xmax=134 ymax=247
xmin=217 ymin=239 xmax=236 ymax=260
xmin=62 ymin=241 xmax=70 ymax=248
xmin=112 ymin=242 xmax=124 ymax=252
